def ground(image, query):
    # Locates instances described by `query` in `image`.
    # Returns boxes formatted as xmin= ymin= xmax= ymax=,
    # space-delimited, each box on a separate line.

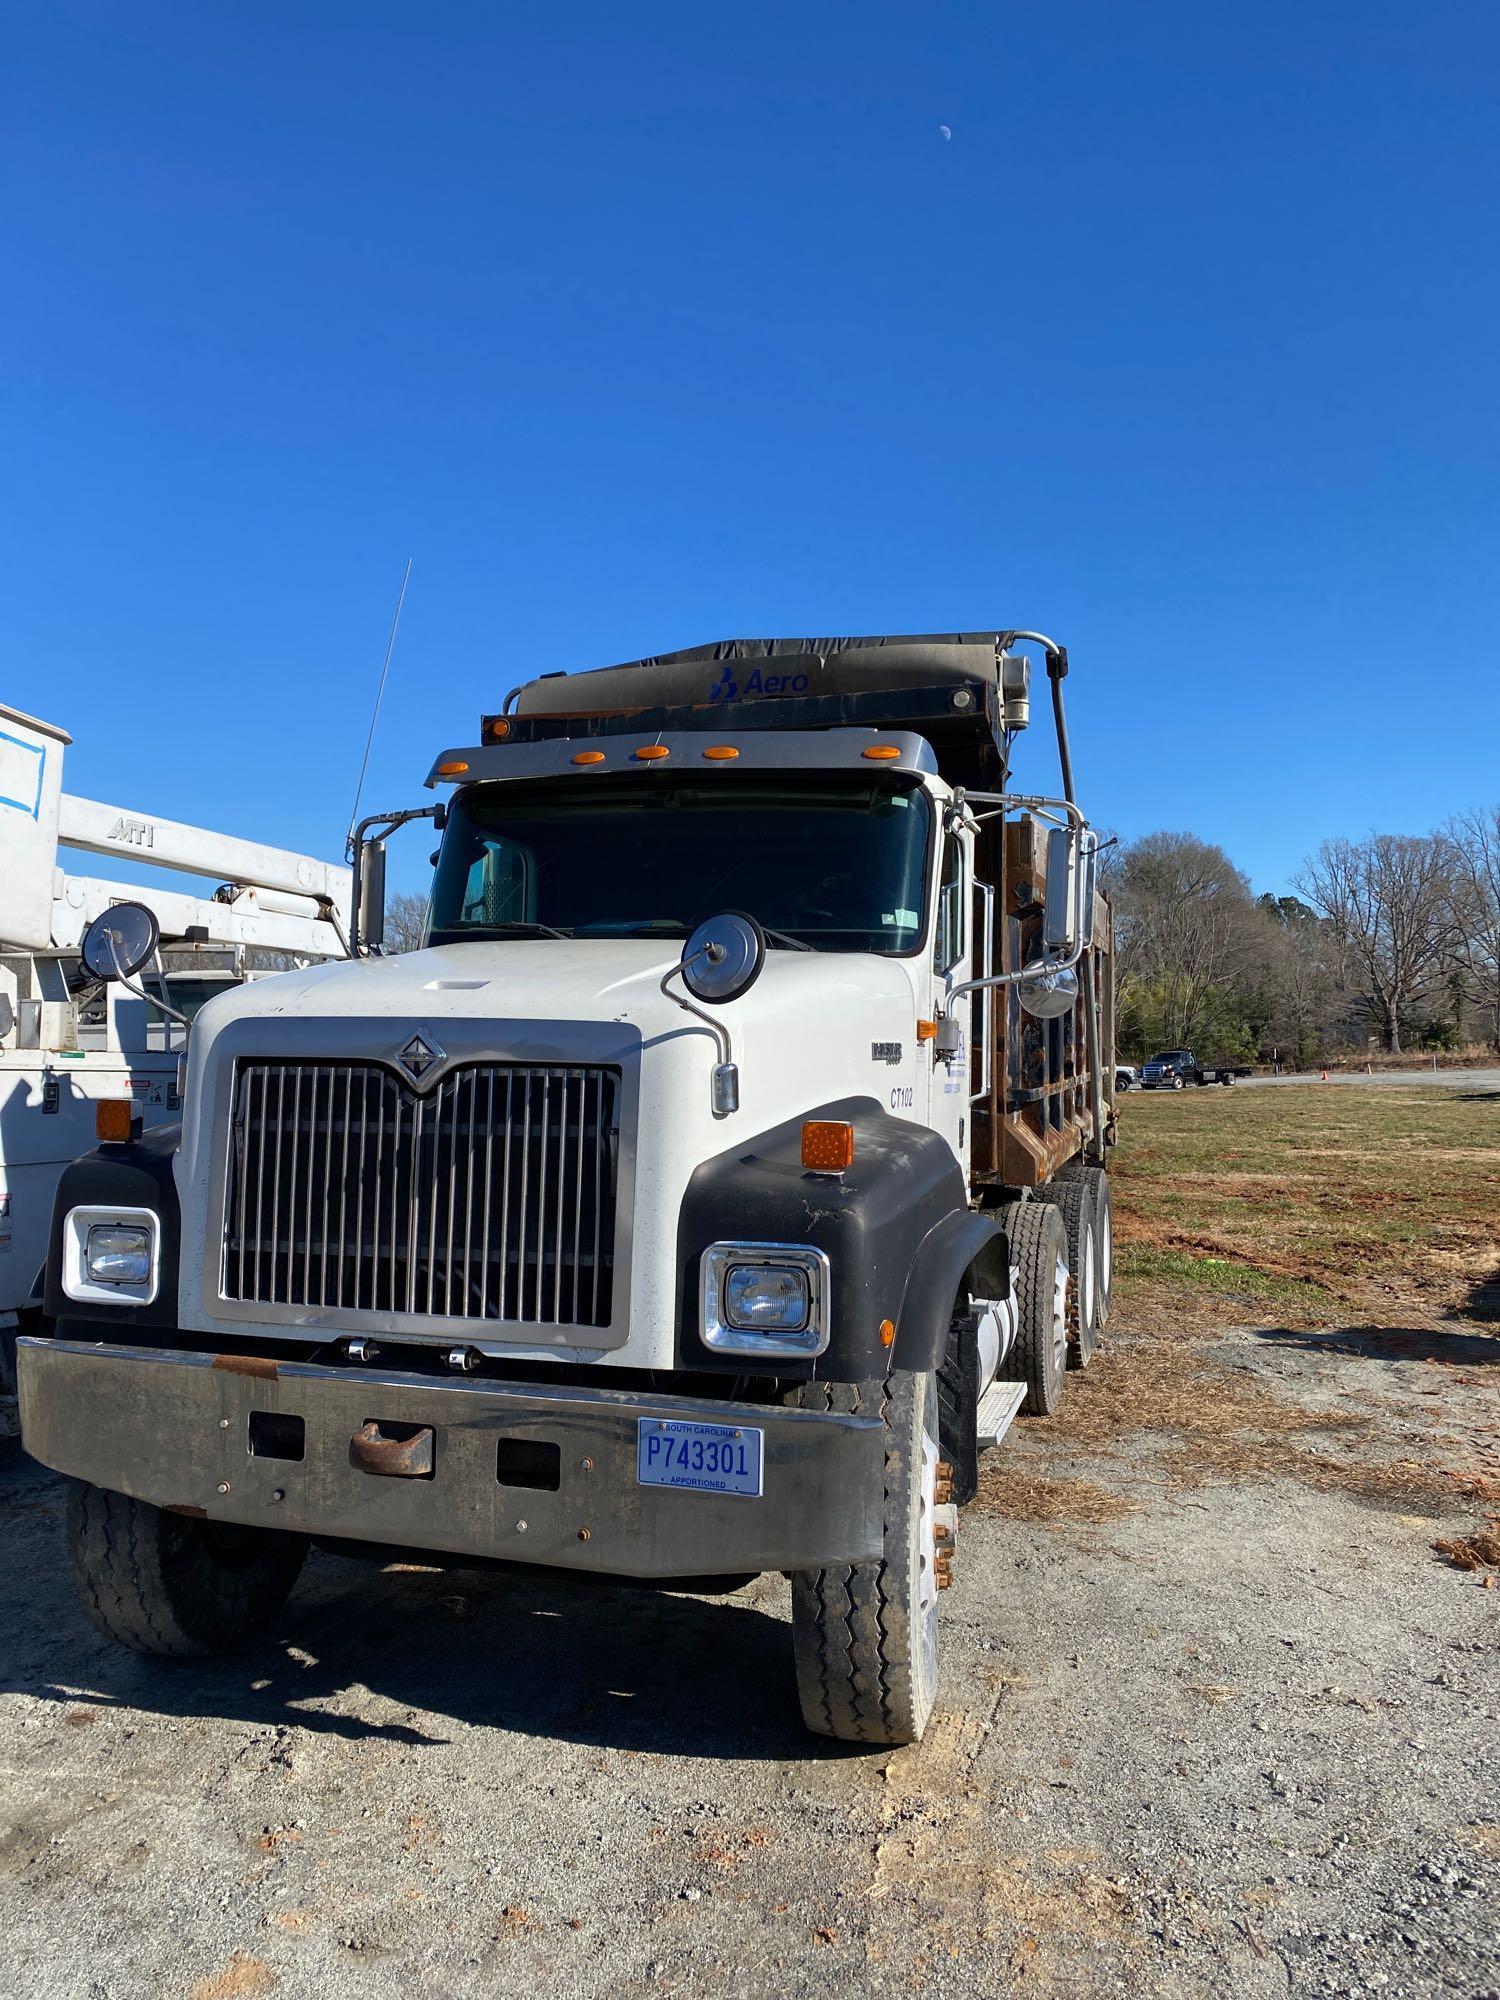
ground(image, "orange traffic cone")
xmin=1320 ymin=1069 xmax=1329 ymax=1082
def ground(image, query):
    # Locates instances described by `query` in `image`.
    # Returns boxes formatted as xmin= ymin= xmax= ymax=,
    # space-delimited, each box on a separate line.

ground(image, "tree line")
xmin=1108 ymin=808 xmax=1500 ymax=1063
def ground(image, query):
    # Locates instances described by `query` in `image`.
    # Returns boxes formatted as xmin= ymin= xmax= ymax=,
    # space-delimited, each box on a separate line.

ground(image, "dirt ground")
xmin=1 ymin=1084 xmax=1496 ymax=1999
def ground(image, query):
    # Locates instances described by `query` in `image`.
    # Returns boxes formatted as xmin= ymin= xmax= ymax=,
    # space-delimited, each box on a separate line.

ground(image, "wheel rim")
xmin=1099 ymin=1199 xmax=1113 ymax=1304
xmin=1081 ymin=1225 xmax=1096 ymax=1332
xmin=1052 ymin=1252 xmax=1069 ymax=1378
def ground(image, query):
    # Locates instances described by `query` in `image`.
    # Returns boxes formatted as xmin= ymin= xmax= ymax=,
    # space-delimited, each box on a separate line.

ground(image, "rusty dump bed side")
xmin=971 ymin=814 xmax=1115 ymax=1189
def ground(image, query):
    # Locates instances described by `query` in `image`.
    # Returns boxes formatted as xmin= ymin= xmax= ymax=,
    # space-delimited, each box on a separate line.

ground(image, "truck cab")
xmin=20 ymin=631 xmax=1116 ymax=1746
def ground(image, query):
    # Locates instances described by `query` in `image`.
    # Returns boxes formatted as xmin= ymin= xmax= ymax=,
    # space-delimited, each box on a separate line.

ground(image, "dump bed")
xmin=491 ymin=633 xmax=1036 ymax=791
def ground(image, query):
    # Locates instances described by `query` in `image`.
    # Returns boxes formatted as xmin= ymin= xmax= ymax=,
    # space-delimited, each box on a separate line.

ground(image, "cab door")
xmin=926 ymin=819 xmax=974 ymax=1175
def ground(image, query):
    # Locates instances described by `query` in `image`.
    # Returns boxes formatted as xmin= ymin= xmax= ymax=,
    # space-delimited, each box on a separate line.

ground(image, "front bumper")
xmin=18 ymin=1338 xmax=885 ymax=1578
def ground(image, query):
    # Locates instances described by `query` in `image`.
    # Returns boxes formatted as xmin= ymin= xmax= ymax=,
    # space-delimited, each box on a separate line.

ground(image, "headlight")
xmin=86 ymin=1225 xmax=153 ymax=1286
xmin=701 ymin=1243 xmax=830 ymax=1358
xmin=725 ymin=1263 xmax=810 ymax=1333
xmin=62 ymin=1205 xmax=159 ymax=1306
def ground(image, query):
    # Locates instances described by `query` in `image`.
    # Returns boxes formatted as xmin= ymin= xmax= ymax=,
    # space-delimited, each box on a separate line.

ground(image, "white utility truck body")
xmin=0 ymin=700 xmax=350 ymax=1360
xmin=20 ymin=634 xmax=1115 ymax=1744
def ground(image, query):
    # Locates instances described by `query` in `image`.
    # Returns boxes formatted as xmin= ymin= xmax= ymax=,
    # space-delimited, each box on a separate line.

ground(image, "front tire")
xmin=788 ymin=1371 xmax=946 ymax=1746
xmin=67 ymin=1482 xmax=308 ymax=1659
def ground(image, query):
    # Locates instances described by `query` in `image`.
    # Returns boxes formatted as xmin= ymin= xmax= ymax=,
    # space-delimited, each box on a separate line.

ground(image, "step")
xmin=976 ymin=1379 xmax=1028 ymax=1451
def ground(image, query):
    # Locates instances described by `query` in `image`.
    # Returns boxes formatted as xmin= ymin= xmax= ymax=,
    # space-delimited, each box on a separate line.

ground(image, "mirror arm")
xmin=349 ymin=805 xmax=439 ymax=955
xmin=660 ymin=951 xmax=741 ymax=1116
xmin=106 ymin=936 xmax=192 ymax=1034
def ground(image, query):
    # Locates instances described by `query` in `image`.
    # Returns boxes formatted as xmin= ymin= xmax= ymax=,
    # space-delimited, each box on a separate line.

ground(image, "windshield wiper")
xmin=761 ymin=926 xmax=814 ymax=952
xmin=490 ymin=919 xmax=575 ymax=939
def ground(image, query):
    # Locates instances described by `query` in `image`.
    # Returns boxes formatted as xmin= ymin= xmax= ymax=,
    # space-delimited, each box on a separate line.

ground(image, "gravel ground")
xmin=1 ymin=1309 xmax=1496 ymax=2000
xmin=1206 ymin=1069 xmax=1500 ymax=1093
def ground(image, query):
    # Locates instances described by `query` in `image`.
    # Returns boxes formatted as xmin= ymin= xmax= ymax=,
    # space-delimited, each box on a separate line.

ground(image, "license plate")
xmin=636 ymin=1418 xmax=763 ymax=1497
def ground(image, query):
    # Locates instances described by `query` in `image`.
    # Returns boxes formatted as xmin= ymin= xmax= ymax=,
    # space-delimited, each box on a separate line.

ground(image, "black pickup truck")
xmin=1140 ymin=1049 xmax=1250 ymax=1089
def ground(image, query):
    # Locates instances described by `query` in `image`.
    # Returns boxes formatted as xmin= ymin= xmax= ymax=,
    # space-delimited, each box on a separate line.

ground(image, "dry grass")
xmin=974 ymin=1084 xmax=1500 ymax=1522
xmin=970 ymin=1469 xmax=1137 ymax=1526
xmin=1432 ymin=1523 xmax=1500 ymax=1571
xmin=1112 ymin=1084 xmax=1500 ymax=1326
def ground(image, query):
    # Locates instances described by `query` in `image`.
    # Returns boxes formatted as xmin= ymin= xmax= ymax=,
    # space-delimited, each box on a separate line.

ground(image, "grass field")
xmin=980 ymin=1081 xmax=1500 ymax=1531
xmin=1112 ymin=1082 xmax=1500 ymax=1330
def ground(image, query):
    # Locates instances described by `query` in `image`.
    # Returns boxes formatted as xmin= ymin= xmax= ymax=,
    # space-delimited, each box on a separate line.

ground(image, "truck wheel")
xmin=998 ymin=1201 xmax=1068 ymax=1415
xmin=67 ymin=1481 xmax=308 ymax=1659
xmin=1045 ymin=1179 xmax=1098 ymax=1369
xmin=787 ymin=1371 xmax=945 ymax=1746
xmin=1087 ymin=1168 xmax=1113 ymax=1328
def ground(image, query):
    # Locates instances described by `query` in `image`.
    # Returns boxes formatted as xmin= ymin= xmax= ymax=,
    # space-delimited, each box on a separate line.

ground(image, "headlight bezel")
xmin=700 ymin=1242 xmax=830 ymax=1358
xmin=62 ymin=1204 xmax=160 ymax=1307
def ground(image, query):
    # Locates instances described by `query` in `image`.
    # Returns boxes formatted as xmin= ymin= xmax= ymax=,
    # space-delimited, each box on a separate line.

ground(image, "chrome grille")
xmin=223 ymin=1061 xmax=620 ymax=1327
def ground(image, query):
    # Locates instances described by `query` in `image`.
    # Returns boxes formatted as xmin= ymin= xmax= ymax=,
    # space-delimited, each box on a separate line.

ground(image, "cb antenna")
xmin=345 ymin=557 xmax=413 ymax=859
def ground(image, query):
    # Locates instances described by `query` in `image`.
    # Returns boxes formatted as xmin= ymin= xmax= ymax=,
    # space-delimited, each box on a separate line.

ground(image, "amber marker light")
xmin=879 ymin=1318 xmax=896 ymax=1349
xmin=484 ymin=718 xmax=512 ymax=742
xmin=571 ymin=749 xmax=607 ymax=765
xmin=633 ymin=744 xmax=671 ymax=762
xmin=916 ymin=1020 xmax=938 ymax=1043
xmin=862 ymin=744 xmax=901 ymax=760
xmin=702 ymin=745 xmax=740 ymax=761
xmin=96 ymin=1100 xmax=136 ymax=1144
xmin=435 ymin=759 xmax=470 ymax=777
xmin=801 ymin=1120 xmax=855 ymax=1172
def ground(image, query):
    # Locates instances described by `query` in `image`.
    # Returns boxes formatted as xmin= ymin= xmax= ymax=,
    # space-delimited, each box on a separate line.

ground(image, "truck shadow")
xmin=1252 ymin=1322 xmax=1498 ymax=1367
xmin=1 ymin=1460 xmax=830 ymax=1760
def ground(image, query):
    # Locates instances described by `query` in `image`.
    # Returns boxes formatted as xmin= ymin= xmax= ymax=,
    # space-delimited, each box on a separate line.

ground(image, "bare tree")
xmin=383 ymin=891 xmax=430 ymax=954
xmin=1442 ymin=806 xmax=1500 ymax=1050
xmin=1113 ymin=833 xmax=1260 ymax=1047
xmin=1296 ymin=834 xmax=1459 ymax=1053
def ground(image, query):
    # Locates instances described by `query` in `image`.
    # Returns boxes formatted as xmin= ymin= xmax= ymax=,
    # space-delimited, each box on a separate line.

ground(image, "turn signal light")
xmin=916 ymin=1019 xmax=938 ymax=1042
xmin=571 ymin=749 xmax=607 ymax=765
xmin=633 ymin=745 xmax=670 ymax=762
xmin=483 ymin=717 xmax=512 ymax=742
xmin=862 ymin=744 xmax=901 ymax=761
xmin=801 ymin=1120 xmax=855 ymax=1172
xmin=96 ymin=1100 xmax=138 ymax=1144
xmin=436 ymin=759 xmax=470 ymax=777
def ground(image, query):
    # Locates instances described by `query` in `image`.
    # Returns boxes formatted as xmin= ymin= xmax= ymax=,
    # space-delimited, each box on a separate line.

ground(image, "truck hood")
xmin=175 ymin=939 xmax=934 ymax=1363
xmin=193 ymin=938 xmax=923 ymax=1054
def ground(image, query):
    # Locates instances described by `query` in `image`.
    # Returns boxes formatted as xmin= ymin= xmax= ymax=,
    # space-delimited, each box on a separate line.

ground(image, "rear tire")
xmin=67 ymin=1482 xmax=308 ymax=1659
xmin=788 ymin=1371 xmax=944 ymax=1746
xmin=998 ymin=1201 xmax=1069 ymax=1416
xmin=1044 ymin=1179 xmax=1099 ymax=1369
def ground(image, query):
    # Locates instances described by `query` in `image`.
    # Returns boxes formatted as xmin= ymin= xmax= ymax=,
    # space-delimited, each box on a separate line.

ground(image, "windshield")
xmin=427 ymin=772 xmax=933 ymax=955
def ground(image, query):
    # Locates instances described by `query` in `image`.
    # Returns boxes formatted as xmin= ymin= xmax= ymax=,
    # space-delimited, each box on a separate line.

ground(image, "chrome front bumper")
xmin=18 ymin=1337 xmax=885 ymax=1578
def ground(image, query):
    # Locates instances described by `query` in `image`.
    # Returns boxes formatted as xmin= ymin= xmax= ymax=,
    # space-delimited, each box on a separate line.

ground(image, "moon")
xmin=938 ymin=123 xmax=952 ymax=141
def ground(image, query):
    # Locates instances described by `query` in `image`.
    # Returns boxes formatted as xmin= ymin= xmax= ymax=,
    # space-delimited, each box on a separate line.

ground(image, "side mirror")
xmin=358 ymin=839 xmax=387 ymax=954
xmin=1042 ymin=825 xmax=1097 ymax=959
xmin=680 ymin=912 xmax=766 ymax=1005
xmin=80 ymin=902 xmax=161 ymax=982
xmin=1018 ymin=959 xmax=1080 ymax=1020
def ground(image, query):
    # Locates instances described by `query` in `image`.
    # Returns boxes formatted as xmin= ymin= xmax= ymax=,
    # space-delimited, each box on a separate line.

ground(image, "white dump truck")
xmin=0 ymin=701 xmax=350 ymax=1414
xmin=19 ymin=634 xmax=1116 ymax=1745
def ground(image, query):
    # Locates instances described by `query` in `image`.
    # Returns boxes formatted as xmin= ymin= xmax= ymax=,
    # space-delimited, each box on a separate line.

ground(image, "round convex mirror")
xmin=80 ymin=901 xmax=162 ymax=982
xmin=680 ymin=911 xmax=766 ymax=1005
xmin=1017 ymin=959 xmax=1080 ymax=1021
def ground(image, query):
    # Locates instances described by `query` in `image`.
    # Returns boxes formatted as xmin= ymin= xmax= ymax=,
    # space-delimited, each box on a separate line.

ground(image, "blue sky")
xmin=5 ymin=1 xmax=1497 ymax=901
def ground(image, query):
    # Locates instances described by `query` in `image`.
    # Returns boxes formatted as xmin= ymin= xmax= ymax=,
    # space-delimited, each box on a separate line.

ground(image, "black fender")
xmin=42 ymin=1123 xmax=183 ymax=1333
xmin=676 ymin=1096 xmax=996 ymax=1382
xmin=891 ymin=1208 xmax=1006 ymax=1374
